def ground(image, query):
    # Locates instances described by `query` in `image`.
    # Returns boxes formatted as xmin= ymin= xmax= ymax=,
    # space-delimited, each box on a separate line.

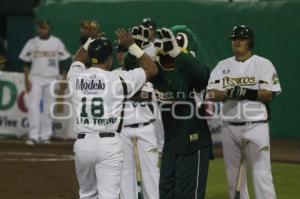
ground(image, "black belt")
xmin=77 ymin=132 xmax=115 ymax=139
xmin=124 ymin=119 xmax=155 ymax=128
xmin=228 ymin=120 xmax=268 ymax=126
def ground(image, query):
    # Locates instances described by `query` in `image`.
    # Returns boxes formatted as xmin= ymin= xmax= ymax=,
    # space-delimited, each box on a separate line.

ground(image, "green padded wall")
xmin=34 ymin=0 xmax=300 ymax=138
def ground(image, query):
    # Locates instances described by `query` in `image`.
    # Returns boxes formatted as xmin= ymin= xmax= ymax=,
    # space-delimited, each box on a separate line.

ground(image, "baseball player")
xmin=125 ymin=25 xmax=212 ymax=199
xmin=115 ymin=44 xmax=128 ymax=69
xmin=207 ymin=25 xmax=281 ymax=199
xmin=141 ymin=18 xmax=157 ymax=61
xmin=120 ymin=25 xmax=161 ymax=199
xmin=68 ymin=27 xmax=157 ymax=199
xmin=19 ymin=20 xmax=70 ymax=145
xmin=141 ymin=18 xmax=165 ymax=153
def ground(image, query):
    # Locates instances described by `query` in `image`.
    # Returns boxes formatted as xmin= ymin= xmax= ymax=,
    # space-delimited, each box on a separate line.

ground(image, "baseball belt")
xmin=124 ymin=119 xmax=156 ymax=128
xmin=77 ymin=132 xmax=115 ymax=139
xmin=228 ymin=120 xmax=268 ymax=126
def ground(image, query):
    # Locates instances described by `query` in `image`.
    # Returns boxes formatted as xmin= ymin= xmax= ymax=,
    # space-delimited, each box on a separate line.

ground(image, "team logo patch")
xmin=90 ymin=74 xmax=96 ymax=79
xmin=222 ymin=69 xmax=230 ymax=74
xmin=272 ymin=74 xmax=279 ymax=85
xmin=189 ymin=133 xmax=199 ymax=142
xmin=259 ymin=145 xmax=270 ymax=152
xmin=91 ymin=58 xmax=98 ymax=64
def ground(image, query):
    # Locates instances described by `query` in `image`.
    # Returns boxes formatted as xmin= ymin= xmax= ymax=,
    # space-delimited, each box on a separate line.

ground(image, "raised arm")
xmin=73 ymin=20 xmax=102 ymax=63
xmin=115 ymin=28 xmax=158 ymax=81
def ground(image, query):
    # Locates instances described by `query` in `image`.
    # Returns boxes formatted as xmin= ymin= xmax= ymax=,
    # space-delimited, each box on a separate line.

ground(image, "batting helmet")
xmin=88 ymin=37 xmax=113 ymax=64
xmin=142 ymin=17 xmax=156 ymax=30
xmin=229 ymin=25 xmax=254 ymax=49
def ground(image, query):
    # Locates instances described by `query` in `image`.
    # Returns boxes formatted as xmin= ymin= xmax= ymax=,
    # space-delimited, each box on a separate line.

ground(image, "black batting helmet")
xmin=142 ymin=17 xmax=156 ymax=30
xmin=229 ymin=25 xmax=254 ymax=49
xmin=88 ymin=37 xmax=113 ymax=64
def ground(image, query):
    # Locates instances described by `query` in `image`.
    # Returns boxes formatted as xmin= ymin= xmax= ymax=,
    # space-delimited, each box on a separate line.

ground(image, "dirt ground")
xmin=0 ymin=140 xmax=77 ymax=199
xmin=0 ymin=138 xmax=299 ymax=199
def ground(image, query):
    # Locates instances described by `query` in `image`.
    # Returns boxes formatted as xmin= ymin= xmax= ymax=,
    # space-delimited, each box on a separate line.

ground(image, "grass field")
xmin=206 ymin=159 xmax=300 ymax=199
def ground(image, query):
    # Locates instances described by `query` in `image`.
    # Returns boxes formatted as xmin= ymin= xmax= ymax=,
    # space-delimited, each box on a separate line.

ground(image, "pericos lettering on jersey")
xmin=223 ymin=76 xmax=256 ymax=88
xmin=32 ymin=51 xmax=56 ymax=58
xmin=76 ymin=79 xmax=106 ymax=90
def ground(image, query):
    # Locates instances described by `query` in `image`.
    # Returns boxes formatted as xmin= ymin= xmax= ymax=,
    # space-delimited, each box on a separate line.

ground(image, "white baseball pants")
xmin=74 ymin=133 xmax=123 ymax=199
xmin=222 ymin=122 xmax=276 ymax=199
xmin=120 ymin=123 xmax=160 ymax=199
xmin=27 ymin=76 xmax=56 ymax=141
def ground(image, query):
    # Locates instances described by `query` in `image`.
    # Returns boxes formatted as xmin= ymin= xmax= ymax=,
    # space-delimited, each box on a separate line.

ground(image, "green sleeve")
xmin=124 ymin=53 xmax=138 ymax=71
xmin=174 ymin=52 xmax=210 ymax=91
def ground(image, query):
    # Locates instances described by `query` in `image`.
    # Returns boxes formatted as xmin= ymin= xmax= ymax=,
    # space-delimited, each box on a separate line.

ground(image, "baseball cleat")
xmin=25 ymin=139 xmax=36 ymax=146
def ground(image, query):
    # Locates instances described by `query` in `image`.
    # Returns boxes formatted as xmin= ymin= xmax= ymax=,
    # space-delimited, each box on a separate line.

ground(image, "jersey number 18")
xmin=80 ymin=97 xmax=104 ymax=118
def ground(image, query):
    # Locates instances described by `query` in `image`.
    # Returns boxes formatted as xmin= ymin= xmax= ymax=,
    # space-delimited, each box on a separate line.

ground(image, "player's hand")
xmin=115 ymin=28 xmax=135 ymax=48
xmin=225 ymin=86 xmax=247 ymax=99
xmin=131 ymin=25 xmax=151 ymax=49
xmin=25 ymin=78 xmax=31 ymax=92
xmin=88 ymin=20 xmax=102 ymax=39
xmin=154 ymin=28 xmax=181 ymax=58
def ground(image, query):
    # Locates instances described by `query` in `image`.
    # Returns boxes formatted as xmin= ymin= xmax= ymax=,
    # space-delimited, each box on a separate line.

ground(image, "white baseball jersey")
xmin=19 ymin=36 xmax=70 ymax=77
xmin=68 ymin=61 xmax=146 ymax=134
xmin=122 ymin=43 xmax=158 ymax=125
xmin=207 ymin=55 xmax=281 ymax=122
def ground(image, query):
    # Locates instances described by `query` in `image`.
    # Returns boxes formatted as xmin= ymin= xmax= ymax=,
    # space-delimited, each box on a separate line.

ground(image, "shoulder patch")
xmin=272 ymin=74 xmax=279 ymax=85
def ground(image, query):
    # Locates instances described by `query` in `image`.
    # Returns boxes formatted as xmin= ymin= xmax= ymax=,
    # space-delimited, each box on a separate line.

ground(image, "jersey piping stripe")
xmin=195 ymin=150 xmax=201 ymax=199
xmin=259 ymin=80 xmax=268 ymax=84
xmin=117 ymin=76 xmax=128 ymax=133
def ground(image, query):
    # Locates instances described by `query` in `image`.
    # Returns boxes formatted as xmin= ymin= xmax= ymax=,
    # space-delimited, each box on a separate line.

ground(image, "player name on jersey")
xmin=76 ymin=79 xmax=106 ymax=90
xmin=76 ymin=117 xmax=117 ymax=126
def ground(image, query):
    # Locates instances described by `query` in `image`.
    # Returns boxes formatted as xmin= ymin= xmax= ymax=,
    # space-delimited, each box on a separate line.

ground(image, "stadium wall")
xmin=7 ymin=0 xmax=299 ymax=138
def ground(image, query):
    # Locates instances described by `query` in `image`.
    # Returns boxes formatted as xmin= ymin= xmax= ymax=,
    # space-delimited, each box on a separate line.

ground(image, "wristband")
xmin=243 ymin=88 xmax=258 ymax=101
xmin=83 ymin=37 xmax=95 ymax=51
xmin=128 ymin=43 xmax=144 ymax=58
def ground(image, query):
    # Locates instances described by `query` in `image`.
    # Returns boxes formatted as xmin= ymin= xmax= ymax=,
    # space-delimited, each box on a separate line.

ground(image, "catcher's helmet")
xmin=229 ymin=25 xmax=254 ymax=49
xmin=88 ymin=37 xmax=113 ymax=64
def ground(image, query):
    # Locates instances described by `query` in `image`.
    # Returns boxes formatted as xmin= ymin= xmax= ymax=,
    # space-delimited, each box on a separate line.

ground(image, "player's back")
xmin=70 ymin=66 xmax=146 ymax=134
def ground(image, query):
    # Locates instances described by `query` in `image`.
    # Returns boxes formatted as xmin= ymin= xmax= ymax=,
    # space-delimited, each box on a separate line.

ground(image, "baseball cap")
xmin=36 ymin=20 xmax=51 ymax=28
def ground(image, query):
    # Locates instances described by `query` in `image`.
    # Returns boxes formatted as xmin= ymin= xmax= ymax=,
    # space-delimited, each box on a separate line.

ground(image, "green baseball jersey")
xmin=124 ymin=52 xmax=212 ymax=154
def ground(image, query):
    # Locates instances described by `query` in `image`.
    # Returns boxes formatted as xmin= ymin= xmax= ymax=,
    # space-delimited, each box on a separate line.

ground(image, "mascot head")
xmin=156 ymin=25 xmax=200 ymax=69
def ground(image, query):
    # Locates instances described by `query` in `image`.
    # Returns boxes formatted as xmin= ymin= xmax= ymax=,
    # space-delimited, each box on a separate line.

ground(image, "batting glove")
xmin=131 ymin=25 xmax=151 ymax=49
xmin=225 ymin=86 xmax=247 ymax=99
xmin=154 ymin=28 xmax=181 ymax=58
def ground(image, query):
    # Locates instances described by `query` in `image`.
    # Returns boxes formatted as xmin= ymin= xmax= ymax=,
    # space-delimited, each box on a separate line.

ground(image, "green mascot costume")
xmin=124 ymin=24 xmax=212 ymax=199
